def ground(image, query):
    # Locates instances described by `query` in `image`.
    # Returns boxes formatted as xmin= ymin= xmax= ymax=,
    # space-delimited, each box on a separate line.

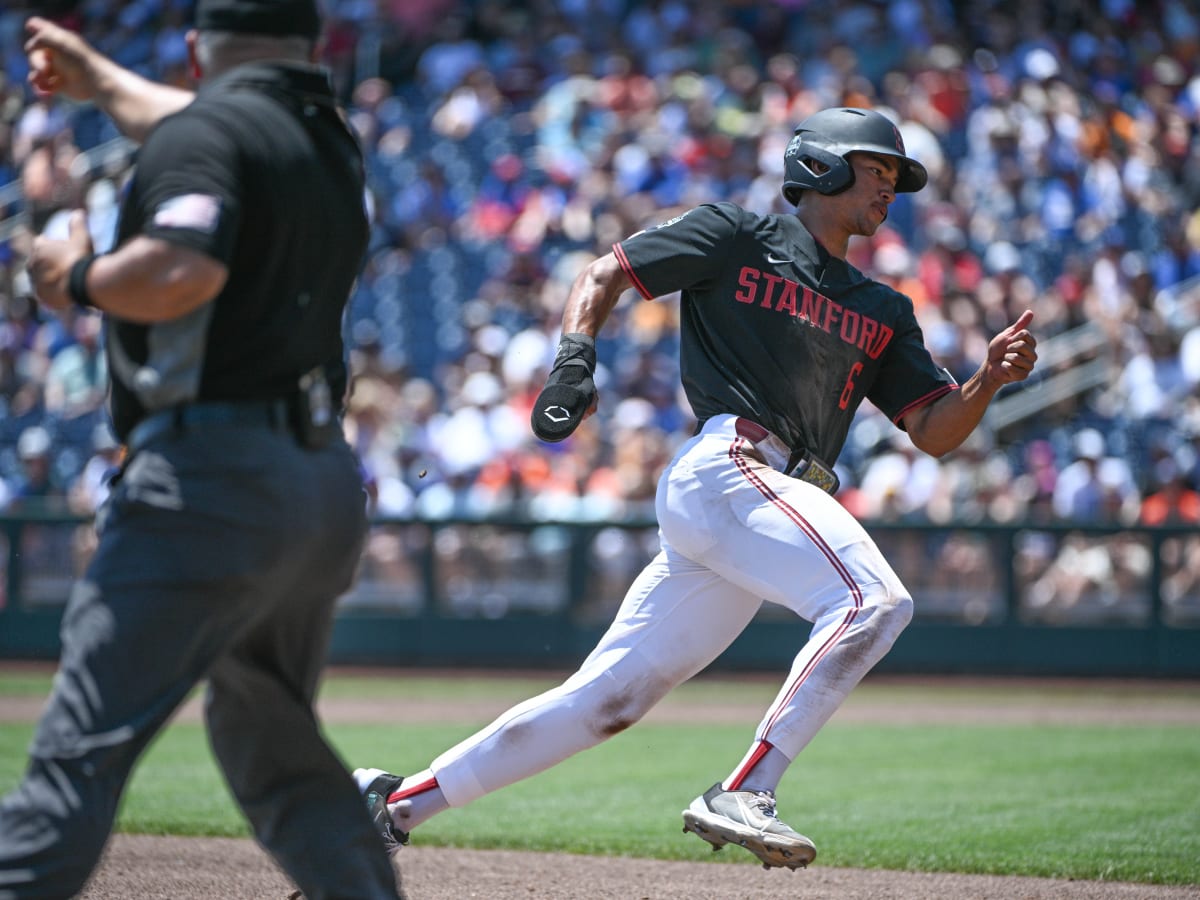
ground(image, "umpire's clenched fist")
xmin=26 ymin=209 xmax=94 ymax=314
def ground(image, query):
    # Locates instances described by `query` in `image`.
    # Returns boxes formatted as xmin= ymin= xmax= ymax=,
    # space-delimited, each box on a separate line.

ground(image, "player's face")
xmin=840 ymin=153 xmax=900 ymax=236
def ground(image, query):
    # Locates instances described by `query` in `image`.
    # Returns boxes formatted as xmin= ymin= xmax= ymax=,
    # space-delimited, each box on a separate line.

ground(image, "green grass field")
xmin=1 ymin=670 xmax=1197 ymax=886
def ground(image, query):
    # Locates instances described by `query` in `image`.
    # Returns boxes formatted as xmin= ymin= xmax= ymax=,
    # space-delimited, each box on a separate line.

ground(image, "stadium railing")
xmin=1 ymin=512 xmax=1197 ymax=677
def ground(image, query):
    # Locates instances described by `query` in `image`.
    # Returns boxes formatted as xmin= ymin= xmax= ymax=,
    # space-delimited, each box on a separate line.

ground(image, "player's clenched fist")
xmin=531 ymin=332 xmax=598 ymax=442
xmin=985 ymin=308 xmax=1037 ymax=386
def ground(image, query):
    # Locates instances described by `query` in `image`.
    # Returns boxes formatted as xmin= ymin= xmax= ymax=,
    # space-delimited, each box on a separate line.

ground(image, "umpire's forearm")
xmin=25 ymin=15 xmax=193 ymax=143
xmin=561 ymin=252 xmax=632 ymax=337
xmin=91 ymin=59 xmax=193 ymax=142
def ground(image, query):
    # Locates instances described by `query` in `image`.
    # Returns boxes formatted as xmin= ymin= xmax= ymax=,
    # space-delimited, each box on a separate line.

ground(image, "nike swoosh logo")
xmin=766 ymin=254 xmax=791 ymax=264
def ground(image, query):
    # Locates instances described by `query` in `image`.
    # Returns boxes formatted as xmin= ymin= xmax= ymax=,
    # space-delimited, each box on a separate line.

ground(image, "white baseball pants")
xmin=431 ymin=414 xmax=913 ymax=806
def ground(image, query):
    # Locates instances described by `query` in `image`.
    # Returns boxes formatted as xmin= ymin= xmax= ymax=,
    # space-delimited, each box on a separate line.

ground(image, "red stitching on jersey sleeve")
xmin=613 ymin=242 xmax=654 ymax=300
xmin=891 ymin=383 xmax=959 ymax=425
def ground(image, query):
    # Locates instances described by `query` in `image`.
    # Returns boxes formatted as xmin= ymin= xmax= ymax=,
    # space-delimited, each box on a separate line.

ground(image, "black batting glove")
xmin=531 ymin=332 xmax=597 ymax=442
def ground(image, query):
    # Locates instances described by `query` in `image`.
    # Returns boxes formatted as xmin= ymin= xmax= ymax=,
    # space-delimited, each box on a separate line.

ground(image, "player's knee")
xmin=864 ymin=584 xmax=913 ymax=645
xmin=884 ymin=589 xmax=914 ymax=630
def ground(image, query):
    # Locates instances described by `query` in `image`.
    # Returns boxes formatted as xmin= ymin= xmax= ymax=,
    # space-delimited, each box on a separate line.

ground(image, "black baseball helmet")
xmin=782 ymin=107 xmax=928 ymax=204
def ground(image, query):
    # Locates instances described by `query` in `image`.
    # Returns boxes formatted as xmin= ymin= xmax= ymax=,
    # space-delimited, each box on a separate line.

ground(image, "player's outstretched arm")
xmin=25 ymin=16 xmax=193 ymax=143
xmin=530 ymin=252 xmax=632 ymax=442
xmin=903 ymin=309 xmax=1037 ymax=458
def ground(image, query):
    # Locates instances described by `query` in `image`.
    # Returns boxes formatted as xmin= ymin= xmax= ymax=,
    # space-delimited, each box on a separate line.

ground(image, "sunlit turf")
xmin=0 ymin=671 xmax=1197 ymax=885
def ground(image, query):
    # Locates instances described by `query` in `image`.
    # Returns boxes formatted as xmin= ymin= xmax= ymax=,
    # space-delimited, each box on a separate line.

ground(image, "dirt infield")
xmin=57 ymin=674 xmax=1200 ymax=900
xmin=78 ymin=835 xmax=1200 ymax=900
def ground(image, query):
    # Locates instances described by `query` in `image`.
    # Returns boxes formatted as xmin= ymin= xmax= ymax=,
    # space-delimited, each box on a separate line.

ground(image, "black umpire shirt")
xmin=613 ymin=201 xmax=957 ymax=465
xmin=105 ymin=62 xmax=368 ymax=442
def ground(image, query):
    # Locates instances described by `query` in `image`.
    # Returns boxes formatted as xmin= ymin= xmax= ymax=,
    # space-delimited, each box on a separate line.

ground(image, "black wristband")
xmin=67 ymin=254 xmax=97 ymax=309
xmin=554 ymin=332 xmax=596 ymax=372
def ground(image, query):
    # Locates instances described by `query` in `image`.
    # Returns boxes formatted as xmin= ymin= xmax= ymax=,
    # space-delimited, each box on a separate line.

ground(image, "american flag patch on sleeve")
xmin=153 ymin=194 xmax=221 ymax=232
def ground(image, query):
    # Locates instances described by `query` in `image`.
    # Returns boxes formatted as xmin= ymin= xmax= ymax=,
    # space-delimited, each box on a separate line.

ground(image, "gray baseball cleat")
xmin=681 ymin=783 xmax=816 ymax=870
xmin=357 ymin=768 xmax=410 ymax=856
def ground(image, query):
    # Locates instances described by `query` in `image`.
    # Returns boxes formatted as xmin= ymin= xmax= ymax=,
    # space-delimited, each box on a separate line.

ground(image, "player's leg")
xmin=665 ymin=416 xmax=912 ymax=783
xmin=372 ymin=545 xmax=764 ymax=835
xmin=664 ymin=416 xmax=912 ymax=867
xmin=203 ymin=434 xmax=400 ymax=900
xmin=681 ymin=535 xmax=911 ymax=868
xmin=714 ymin=476 xmax=911 ymax=789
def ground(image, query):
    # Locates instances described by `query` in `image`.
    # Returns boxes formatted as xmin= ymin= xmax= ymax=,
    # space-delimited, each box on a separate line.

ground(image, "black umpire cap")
xmin=194 ymin=0 xmax=322 ymax=39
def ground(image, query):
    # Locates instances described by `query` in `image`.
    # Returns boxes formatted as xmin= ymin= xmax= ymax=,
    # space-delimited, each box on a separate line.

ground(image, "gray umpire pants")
xmin=0 ymin=422 xmax=400 ymax=900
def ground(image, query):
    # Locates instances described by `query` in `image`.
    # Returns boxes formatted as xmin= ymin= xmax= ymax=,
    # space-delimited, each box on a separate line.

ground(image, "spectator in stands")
xmin=1025 ymin=532 xmax=1148 ymax=625
xmin=857 ymin=430 xmax=942 ymax=521
xmin=1016 ymin=438 xmax=1059 ymax=525
xmin=1052 ymin=427 xmax=1140 ymax=524
xmin=67 ymin=420 xmax=121 ymax=516
xmin=1162 ymin=534 xmax=1200 ymax=626
xmin=8 ymin=423 xmax=66 ymax=512
xmin=0 ymin=321 xmax=24 ymax=408
xmin=43 ymin=310 xmax=106 ymax=418
xmin=65 ymin=420 xmax=120 ymax=576
xmin=1117 ymin=325 xmax=1193 ymax=421
xmin=1140 ymin=456 xmax=1200 ymax=527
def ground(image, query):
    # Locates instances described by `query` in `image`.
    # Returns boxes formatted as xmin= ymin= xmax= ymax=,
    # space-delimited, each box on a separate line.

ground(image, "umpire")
xmin=3 ymin=1 xmax=402 ymax=898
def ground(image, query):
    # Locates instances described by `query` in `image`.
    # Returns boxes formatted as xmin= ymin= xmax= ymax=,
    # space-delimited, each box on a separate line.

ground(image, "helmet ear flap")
xmin=781 ymin=140 xmax=854 ymax=204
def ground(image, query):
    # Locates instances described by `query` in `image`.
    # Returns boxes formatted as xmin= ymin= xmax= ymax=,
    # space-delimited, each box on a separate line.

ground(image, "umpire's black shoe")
xmin=356 ymin=768 xmax=410 ymax=855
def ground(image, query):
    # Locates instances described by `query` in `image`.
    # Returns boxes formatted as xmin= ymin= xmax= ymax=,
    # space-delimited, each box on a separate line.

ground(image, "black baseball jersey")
xmin=613 ymin=201 xmax=956 ymax=465
xmin=106 ymin=62 xmax=368 ymax=440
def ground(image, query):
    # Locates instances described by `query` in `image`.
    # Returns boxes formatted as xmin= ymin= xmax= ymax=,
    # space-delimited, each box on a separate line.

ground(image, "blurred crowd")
xmin=0 ymin=0 xmax=1198 ymax=622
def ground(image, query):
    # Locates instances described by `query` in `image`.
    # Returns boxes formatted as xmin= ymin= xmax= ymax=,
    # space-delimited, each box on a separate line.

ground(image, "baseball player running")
xmin=357 ymin=107 xmax=1037 ymax=869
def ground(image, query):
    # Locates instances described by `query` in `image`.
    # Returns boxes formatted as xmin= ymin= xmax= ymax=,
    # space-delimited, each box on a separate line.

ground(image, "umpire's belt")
xmin=126 ymin=400 xmax=292 ymax=453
